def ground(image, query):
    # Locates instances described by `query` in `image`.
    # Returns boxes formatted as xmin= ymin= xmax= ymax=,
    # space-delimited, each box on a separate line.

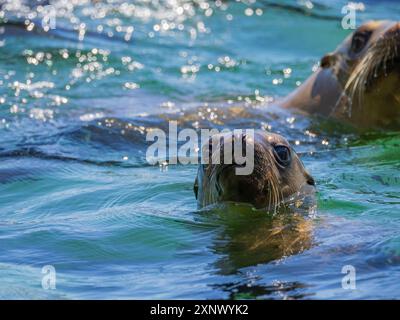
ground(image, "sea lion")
xmin=280 ymin=20 xmax=400 ymax=129
xmin=194 ymin=130 xmax=315 ymax=209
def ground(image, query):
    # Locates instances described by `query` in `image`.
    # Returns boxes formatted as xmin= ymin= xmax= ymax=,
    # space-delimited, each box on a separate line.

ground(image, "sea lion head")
xmin=283 ymin=20 xmax=400 ymax=128
xmin=194 ymin=130 xmax=315 ymax=210
xmin=321 ymin=20 xmax=400 ymax=127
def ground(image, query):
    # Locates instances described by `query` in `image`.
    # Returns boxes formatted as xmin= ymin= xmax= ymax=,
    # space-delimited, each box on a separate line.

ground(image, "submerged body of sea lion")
xmin=194 ymin=130 xmax=315 ymax=210
xmin=280 ymin=20 xmax=400 ymax=129
xmin=211 ymin=208 xmax=314 ymax=275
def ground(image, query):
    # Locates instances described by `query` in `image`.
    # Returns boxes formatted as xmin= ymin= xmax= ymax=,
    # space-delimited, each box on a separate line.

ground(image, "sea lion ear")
xmin=320 ymin=53 xmax=336 ymax=68
xmin=193 ymin=177 xmax=198 ymax=199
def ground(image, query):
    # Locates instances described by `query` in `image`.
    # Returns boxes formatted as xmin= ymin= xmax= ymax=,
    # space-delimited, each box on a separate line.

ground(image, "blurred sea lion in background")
xmin=280 ymin=20 xmax=400 ymax=129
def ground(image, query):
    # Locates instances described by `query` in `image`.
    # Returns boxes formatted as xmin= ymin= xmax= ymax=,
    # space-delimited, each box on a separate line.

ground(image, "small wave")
xmin=0 ymin=147 xmax=147 ymax=168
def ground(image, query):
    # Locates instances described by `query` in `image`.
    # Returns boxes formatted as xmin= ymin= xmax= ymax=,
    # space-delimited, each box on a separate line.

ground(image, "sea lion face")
xmin=194 ymin=130 xmax=315 ymax=209
xmin=322 ymin=20 xmax=400 ymax=127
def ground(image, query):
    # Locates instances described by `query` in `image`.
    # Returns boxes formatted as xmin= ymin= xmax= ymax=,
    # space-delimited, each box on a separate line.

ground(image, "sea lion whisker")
xmin=268 ymin=158 xmax=281 ymax=212
xmin=267 ymin=179 xmax=273 ymax=210
xmin=269 ymin=167 xmax=279 ymax=208
xmin=344 ymin=44 xmax=384 ymax=115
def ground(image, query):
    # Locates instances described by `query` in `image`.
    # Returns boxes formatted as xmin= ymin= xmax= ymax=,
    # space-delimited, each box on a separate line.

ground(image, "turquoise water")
xmin=0 ymin=0 xmax=400 ymax=299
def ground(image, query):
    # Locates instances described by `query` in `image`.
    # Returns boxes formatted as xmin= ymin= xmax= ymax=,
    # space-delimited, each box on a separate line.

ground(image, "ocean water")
xmin=0 ymin=0 xmax=399 ymax=299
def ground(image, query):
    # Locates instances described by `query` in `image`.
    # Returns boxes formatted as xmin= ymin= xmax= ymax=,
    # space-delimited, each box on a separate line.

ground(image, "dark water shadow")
xmin=213 ymin=280 xmax=313 ymax=300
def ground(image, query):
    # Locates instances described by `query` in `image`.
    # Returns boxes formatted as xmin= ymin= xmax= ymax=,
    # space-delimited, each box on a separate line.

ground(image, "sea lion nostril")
xmin=307 ymin=177 xmax=315 ymax=186
xmin=320 ymin=53 xmax=335 ymax=68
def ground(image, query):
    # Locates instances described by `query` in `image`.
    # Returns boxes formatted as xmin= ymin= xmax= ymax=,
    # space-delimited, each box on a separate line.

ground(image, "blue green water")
xmin=0 ymin=0 xmax=400 ymax=299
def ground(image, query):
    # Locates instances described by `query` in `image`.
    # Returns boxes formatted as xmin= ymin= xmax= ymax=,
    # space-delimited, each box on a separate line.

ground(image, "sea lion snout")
xmin=201 ymin=132 xmax=267 ymax=207
xmin=217 ymin=165 xmax=269 ymax=208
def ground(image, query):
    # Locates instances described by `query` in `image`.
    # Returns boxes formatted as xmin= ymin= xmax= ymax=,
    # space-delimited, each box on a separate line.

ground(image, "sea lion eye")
xmin=351 ymin=31 xmax=372 ymax=54
xmin=273 ymin=145 xmax=291 ymax=166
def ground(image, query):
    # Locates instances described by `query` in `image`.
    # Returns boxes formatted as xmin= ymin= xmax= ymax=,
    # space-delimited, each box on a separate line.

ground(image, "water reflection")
xmin=201 ymin=203 xmax=315 ymax=276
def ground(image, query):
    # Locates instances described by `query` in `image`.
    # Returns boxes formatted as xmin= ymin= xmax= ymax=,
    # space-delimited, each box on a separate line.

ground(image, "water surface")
xmin=0 ymin=0 xmax=399 ymax=299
